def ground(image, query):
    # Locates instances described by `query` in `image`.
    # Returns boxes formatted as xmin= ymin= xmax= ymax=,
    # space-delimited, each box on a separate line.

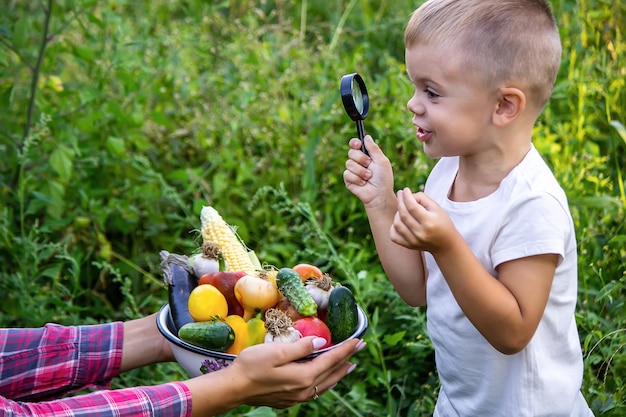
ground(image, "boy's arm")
xmin=366 ymin=203 xmax=427 ymax=307
xmin=433 ymin=232 xmax=556 ymax=354
xmin=393 ymin=188 xmax=557 ymax=354
xmin=344 ymin=136 xmax=427 ymax=306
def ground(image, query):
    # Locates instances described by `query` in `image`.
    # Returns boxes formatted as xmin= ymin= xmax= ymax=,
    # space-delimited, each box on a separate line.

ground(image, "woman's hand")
xmin=186 ymin=336 xmax=365 ymax=416
xmin=231 ymin=336 xmax=363 ymax=406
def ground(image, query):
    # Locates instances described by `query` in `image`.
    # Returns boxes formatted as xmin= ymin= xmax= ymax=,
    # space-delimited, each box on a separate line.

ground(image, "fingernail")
xmin=328 ymin=383 xmax=338 ymax=390
xmin=312 ymin=337 xmax=327 ymax=350
xmin=355 ymin=340 xmax=367 ymax=352
xmin=347 ymin=363 xmax=357 ymax=374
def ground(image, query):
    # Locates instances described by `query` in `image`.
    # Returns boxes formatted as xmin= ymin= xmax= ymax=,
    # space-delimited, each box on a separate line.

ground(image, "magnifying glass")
xmin=340 ymin=73 xmax=370 ymax=155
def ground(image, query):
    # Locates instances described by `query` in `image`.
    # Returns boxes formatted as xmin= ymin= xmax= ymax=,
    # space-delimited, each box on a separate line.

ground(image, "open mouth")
xmin=416 ymin=126 xmax=432 ymax=142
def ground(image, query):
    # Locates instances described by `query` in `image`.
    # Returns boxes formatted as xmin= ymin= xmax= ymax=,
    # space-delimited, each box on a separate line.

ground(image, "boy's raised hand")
xmin=343 ymin=135 xmax=394 ymax=208
xmin=391 ymin=188 xmax=457 ymax=254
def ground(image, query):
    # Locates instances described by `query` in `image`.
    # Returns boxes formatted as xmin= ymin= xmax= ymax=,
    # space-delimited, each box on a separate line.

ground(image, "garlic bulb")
xmin=264 ymin=308 xmax=302 ymax=343
xmin=305 ymin=274 xmax=334 ymax=310
xmin=188 ymin=242 xmax=220 ymax=278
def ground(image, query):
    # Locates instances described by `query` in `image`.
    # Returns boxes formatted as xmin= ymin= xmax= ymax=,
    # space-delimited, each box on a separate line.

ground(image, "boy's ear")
xmin=493 ymin=87 xmax=525 ymax=126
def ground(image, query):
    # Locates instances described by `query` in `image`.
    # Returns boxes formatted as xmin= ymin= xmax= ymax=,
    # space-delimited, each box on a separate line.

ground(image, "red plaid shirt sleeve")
xmin=0 ymin=322 xmax=192 ymax=417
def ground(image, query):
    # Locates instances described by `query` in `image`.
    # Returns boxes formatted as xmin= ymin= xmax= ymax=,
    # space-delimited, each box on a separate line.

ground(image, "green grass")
xmin=0 ymin=0 xmax=624 ymax=415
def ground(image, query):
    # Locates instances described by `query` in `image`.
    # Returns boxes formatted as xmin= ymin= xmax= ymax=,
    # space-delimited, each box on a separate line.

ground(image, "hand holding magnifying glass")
xmin=340 ymin=73 xmax=370 ymax=156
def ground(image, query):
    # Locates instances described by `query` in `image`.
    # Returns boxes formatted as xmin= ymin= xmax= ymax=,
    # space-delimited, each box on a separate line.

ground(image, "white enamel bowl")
xmin=156 ymin=303 xmax=368 ymax=377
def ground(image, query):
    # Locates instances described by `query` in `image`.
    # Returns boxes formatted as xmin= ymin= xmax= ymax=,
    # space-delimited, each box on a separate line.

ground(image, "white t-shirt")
xmin=424 ymin=146 xmax=594 ymax=416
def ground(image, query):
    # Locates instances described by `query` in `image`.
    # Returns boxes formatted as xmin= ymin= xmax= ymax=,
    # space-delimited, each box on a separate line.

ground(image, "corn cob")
xmin=200 ymin=206 xmax=256 ymax=275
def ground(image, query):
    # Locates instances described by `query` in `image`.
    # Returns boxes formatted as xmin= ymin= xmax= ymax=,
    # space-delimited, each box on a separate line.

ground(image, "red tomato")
xmin=292 ymin=263 xmax=323 ymax=282
xmin=293 ymin=317 xmax=332 ymax=349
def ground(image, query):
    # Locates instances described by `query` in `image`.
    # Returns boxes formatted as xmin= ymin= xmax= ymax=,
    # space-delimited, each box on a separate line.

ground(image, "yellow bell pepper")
xmin=224 ymin=314 xmax=267 ymax=354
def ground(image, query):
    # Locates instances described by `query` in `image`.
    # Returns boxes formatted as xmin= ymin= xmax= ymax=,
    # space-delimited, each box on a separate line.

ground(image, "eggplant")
xmin=160 ymin=251 xmax=196 ymax=332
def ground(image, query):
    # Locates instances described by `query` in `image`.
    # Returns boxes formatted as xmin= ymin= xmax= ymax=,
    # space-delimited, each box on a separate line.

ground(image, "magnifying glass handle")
xmin=356 ymin=120 xmax=369 ymax=156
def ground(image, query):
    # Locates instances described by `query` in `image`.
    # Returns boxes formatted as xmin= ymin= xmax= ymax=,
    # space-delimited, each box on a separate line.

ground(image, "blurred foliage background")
xmin=0 ymin=0 xmax=624 ymax=415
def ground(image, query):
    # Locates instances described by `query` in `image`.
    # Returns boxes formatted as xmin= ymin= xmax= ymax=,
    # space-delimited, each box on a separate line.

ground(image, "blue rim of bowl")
xmin=156 ymin=303 xmax=368 ymax=360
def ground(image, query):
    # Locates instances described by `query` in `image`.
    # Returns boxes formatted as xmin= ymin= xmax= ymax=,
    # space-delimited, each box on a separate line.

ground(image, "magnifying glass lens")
xmin=352 ymin=80 xmax=363 ymax=113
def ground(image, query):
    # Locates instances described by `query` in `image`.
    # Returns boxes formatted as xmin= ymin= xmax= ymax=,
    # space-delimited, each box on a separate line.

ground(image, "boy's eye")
xmin=424 ymin=88 xmax=440 ymax=99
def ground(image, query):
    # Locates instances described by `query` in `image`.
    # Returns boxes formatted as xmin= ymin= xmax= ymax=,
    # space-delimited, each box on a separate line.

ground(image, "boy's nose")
xmin=407 ymin=94 xmax=425 ymax=116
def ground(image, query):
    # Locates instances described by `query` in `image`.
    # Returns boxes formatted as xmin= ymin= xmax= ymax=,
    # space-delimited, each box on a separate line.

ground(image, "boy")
xmin=343 ymin=0 xmax=594 ymax=415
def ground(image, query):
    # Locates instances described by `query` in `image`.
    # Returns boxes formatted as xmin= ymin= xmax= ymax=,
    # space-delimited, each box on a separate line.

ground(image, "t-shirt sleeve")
xmin=491 ymin=191 xmax=572 ymax=268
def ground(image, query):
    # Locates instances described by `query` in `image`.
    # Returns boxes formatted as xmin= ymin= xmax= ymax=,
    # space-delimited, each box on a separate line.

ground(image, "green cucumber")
xmin=178 ymin=320 xmax=235 ymax=352
xmin=326 ymin=285 xmax=358 ymax=344
xmin=276 ymin=267 xmax=318 ymax=316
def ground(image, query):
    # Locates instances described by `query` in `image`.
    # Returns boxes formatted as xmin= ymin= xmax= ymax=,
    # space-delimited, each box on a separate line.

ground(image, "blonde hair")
xmin=404 ymin=0 xmax=562 ymax=110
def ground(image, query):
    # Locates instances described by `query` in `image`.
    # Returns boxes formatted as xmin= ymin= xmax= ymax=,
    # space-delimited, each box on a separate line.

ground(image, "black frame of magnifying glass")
xmin=340 ymin=73 xmax=370 ymax=155
xmin=340 ymin=73 xmax=369 ymax=121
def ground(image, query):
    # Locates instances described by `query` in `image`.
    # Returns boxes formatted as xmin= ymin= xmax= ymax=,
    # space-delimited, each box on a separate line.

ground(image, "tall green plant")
xmin=538 ymin=0 xmax=626 ymax=413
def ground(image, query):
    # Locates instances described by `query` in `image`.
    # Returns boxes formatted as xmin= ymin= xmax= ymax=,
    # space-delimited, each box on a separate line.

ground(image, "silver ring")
xmin=313 ymin=385 xmax=319 ymax=400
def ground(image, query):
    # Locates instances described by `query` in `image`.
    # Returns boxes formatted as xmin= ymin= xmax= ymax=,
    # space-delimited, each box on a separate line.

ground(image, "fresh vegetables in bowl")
xmin=156 ymin=302 xmax=368 ymax=377
xmin=158 ymin=206 xmax=368 ymax=377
